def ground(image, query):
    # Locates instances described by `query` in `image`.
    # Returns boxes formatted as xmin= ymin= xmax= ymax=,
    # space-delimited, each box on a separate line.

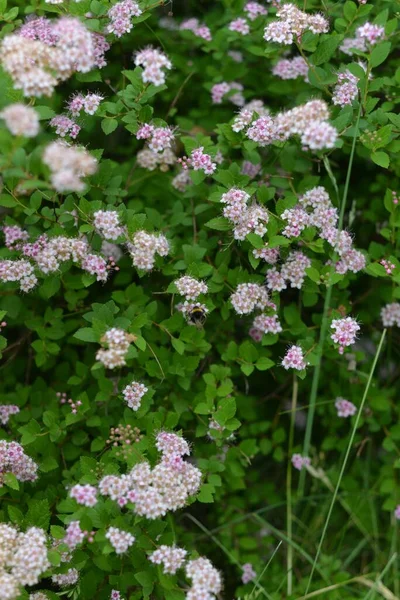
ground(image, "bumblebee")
xmin=187 ymin=304 xmax=207 ymax=327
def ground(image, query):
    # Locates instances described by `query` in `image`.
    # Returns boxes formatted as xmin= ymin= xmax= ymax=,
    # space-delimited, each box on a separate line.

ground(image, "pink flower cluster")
xmin=395 ymin=505 xmax=400 ymax=520
xmin=264 ymin=3 xmax=329 ymax=45
xmin=232 ymin=99 xmax=268 ymax=132
xmin=172 ymin=170 xmax=192 ymax=192
xmin=381 ymin=302 xmax=400 ymax=327
xmin=179 ymin=147 xmax=216 ymax=176
xmin=241 ymin=161 xmax=261 ymax=178
xmin=136 ymin=123 xmax=175 ymax=152
xmin=220 ymin=187 xmax=269 ymax=240
xmin=0 ymin=524 xmax=50 ymax=598
xmin=106 ymin=0 xmax=142 ymax=37
xmin=185 ymin=557 xmax=223 ymax=600
xmin=126 ymin=230 xmax=170 ymax=271
xmin=175 ymin=276 xmax=208 ymax=300
xmin=341 ymin=22 xmax=385 ymax=55
xmin=238 ymin=100 xmax=337 ymax=151
xmin=245 ymin=2 xmax=268 ymax=20
xmin=381 ymin=259 xmax=395 ymax=275
xmin=0 ymin=405 xmax=19 ymax=425
xmin=149 ymin=545 xmax=187 ymax=574
xmin=93 ymin=210 xmax=124 ymax=241
xmin=0 ymin=440 xmax=38 ymax=487
xmin=96 ymin=328 xmax=136 ymax=369
xmin=281 ymin=186 xmax=365 ymax=275
xmin=67 ymin=92 xmax=103 ymax=116
xmin=229 ymin=18 xmax=250 ymax=36
xmin=57 ymin=391 xmax=82 ymax=414
xmin=1 ymin=17 xmax=108 ymax=97
xmin=330 ymin=316 xmax=360 ymax=354
xmin=98 ymin=431 xmax=202 ymax=519
xmin=242 ymin=562 xmax=257 ymax=584
xmin=137 ymin=147 xmax=176 ymax=171
xmin=282 ymin=345 xmax=307 ymax=370
xmin=180 ymin=18 xmax=212 ymax=41
xmin=253 ymin=245 xmax=280 ymax=264
xmin=64 ymin=521 xmax=86 ymax=550
xmin=335 ymin=397 xmax=357 ymax=418
xmin=133 ymin=46 xmax=172 ymax=86
xmin=0 ymin=259 xmax=37 ymax=292
xmin=50 ymin=115 xmax=80 ymax=139
xmin=251 ymin=314 xmax=282 ymax=336
xmin=0 ymin=104 xmax=40 ymax=137
xmin=230 ymin=282 xmax=273 ymax=315
xmin=291 ymin=453 xmax=310 ymax=470
xmin=43 ymin=141 xmax=97 ymax=192
xmin=332 ymin=71 xmax=359 ymax=107
xmin=3 ymin=225 xmax=29 ymax=249
xmin=266 ymin=251 xmax=311 ymax=291
xmin=105 ymin=527 xmax=135 ymax=554
xmin=272 ymin=56 xmax=308 ymax=81
xmin=122 ymin=381 xmax=148 ymax=411
xmin=52 ymin=568 xmax=79 ymax=587
xmin=211 ymin=82 xmax=245 ymax=106
xmin=70 ymin=484 xmax=98 ymax=507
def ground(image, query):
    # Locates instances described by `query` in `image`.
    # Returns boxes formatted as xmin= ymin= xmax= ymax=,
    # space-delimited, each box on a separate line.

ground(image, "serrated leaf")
xmin=371 ymin=151 xmax=389 ymax=168
xmin=101 ymin=119 xmax=118 ymax=135
xmin=204 ymin=217 xmax=231 ymax=231
xmin=4 ymin=472 xmax=19 ymax=490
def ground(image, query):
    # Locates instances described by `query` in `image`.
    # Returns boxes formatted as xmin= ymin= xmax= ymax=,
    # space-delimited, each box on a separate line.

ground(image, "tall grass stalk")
xmin=286 ymin=374 xmax=298 ymax=596
xmin=299 ymin=103 xmax=363 ymax=494
xmin=304 ymin=329 xmax=387 ymax=595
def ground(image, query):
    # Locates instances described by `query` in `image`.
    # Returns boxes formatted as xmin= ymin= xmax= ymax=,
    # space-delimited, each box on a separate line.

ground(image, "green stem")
xmin=286 ymin=374 xmax=298 ymax=597
xmin=299 ymin=103 xmax=363 ymax=494
xmin=304 ymin=329 xmax=386 ymax=595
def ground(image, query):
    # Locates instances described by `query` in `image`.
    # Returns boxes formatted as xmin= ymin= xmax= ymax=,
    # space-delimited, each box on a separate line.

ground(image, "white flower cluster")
xmin=93 ymin=211 xmax=124 ymax=241
xmin=137 ymin=147 xmax=176 ymax=171
xmin=0 ymin=104 xmax=40 ymax=137
xmin=96 ymin=328 xmax=136 ymax=369
xmin=122 ymin=381 xmax=148 ymax=411
xmin=266 ymin=251 xmax=311 ymax=291
xmin=133 ymin=46 xmax=172 ymax=86
xmin=185 ymin=557 xmax=222 ymax=600
xmin=292 ymin=186 xmax=365 ymax=274
xmin=42 ymin=141 xmax=97 ymax=192
xmin=149 ymin=545 xmax=187 ymax=574
xmin=105 ymin=527 xmax=135 ymax=554
xmin=52 ymin=568 xmax=79 ymax=587
xmin=126 ymin=230 xmax=170 ymax=271
xmin=0 ymin=524 xmax=50 ymax=600
xmin=98 ymin=431 xmax=202 ymax=519
xmin=1 ymin=17 xmax=108 ymax=97
xmin=220 ymin=187 xmax=269 ymax=240
xmin=264 ymin=3 xmax=329 ymax=45
xmin=175 ymin=276 xmax=208 ymax=301
xmin=0 ymin=440 xmax=38 ymax=487
xmin=230 ymin=283 xmax=271 ymax=315
xmin=381 ymin=302 xmax=400 ymax=327
xmin=232 ymin=100 xmax=268 ymax=133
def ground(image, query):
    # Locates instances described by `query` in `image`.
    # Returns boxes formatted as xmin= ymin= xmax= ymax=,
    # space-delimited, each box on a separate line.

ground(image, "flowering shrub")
xmin=0 ymin=0 xmax=399 ymax=599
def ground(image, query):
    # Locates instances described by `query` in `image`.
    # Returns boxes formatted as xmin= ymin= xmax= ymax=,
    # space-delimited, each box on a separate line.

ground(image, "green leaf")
xmin=0 ymin=193 xmax=17 ymax=207
xmin=26 ymin=499 xmax=50 ymax=530
xmin=371 ymin=151 xmax=389 ymax=168
xmin=370 ymin=42 xmax=391 ymax=68
xmin=4 ymin=472 xmax=19 ymax=490
xmin=311 ymin=35 xmax=342 ymax=66
xmin=101 ymin=119 xmax=118 ymax=135
xmin=204 ymin=217 xmax=231 ymax=231
xmin=74 ymin=328 xmax=97 ymax=342
xmin=197 ymin=483 xmax=215 ymax=503
xmin=171 ymin=338 xmax=185 ymax=355
xmin=255 ymin=357 xmax=274 ymax=371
